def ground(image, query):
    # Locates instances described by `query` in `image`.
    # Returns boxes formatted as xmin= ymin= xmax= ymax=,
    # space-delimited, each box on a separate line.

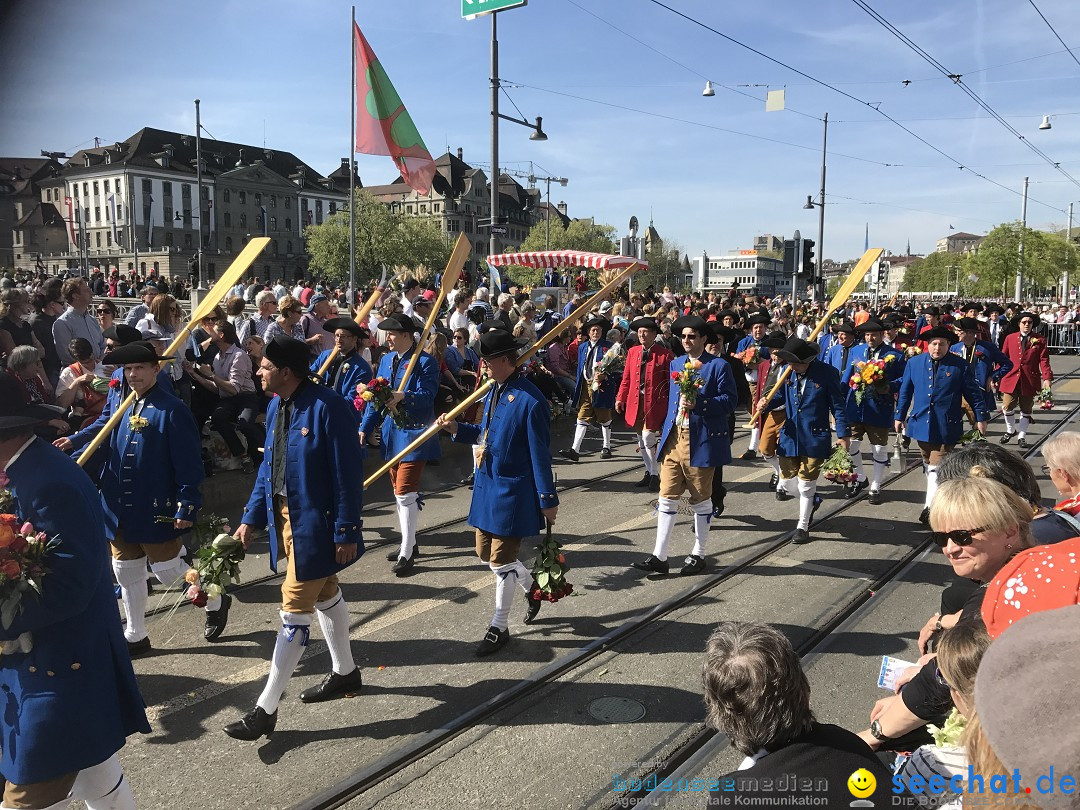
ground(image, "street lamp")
xmin=528 ymin=172 xmax=568 ymax=250
xmin=802 ymin=113 xmax=829 ymax=301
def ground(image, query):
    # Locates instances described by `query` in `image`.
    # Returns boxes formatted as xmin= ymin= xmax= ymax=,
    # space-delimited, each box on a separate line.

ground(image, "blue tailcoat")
xmin=950 ymin=340 xmax=1012 ymax=413
xmin=841 ymin=343 xmax=906 ymax=428
xmin=242 ymin=381 xmax=365 ymax=581
xmin=895 ymin=352 xmax=990 ymax=444
xmin=311 ymin=349 xmax=372 ymax=426
xmin=824 ymin=340 xmax=856 ymax=375
xmin=657 ymin=351 xmax=738 ymax=468
xmin=67 ymin=367 xmax=174 ymax=460
xmin=453 ymin=375 xmax=559 ymax=537
xmin=99 ymin=382 xmax=203 ymax=543
xmin=769 ymin=360 xmax=849 ymax=459
xmin=818 ymin=332 xmax=836 ymax=354
xmin=573 ymin=340 xmax=618 ymax=410
xmin=2 ymin=439 xmax=149 ymax=784
xmin=359 ymin=348 xmax=441 ymax=463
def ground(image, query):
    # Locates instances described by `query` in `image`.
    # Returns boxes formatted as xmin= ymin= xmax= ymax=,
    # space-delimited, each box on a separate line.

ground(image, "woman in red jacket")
xmin=616 ymin=317 xmax=674 ymax=490
xmin=998 ymin=311 xmax=1052 ymax=448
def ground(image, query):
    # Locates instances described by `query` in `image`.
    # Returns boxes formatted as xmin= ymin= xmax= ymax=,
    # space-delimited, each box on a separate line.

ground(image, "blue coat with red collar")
xmin=242 ymin=381 xmax=365 ymax=581
xmin=657 ymin=351 xmax=738 ymax=468
xmin=1 ymin=439 xmax=149 ymax=784
xmin=768 ymin=360 xmax=849 ymax=459
xmin=359 ymin=347 xmax=441 ymax=463
xmin=452 ymin=374 xmax=558 ymax=537
xmin=573 ymin=339 xmax=618 ymax=410
xmin=841 ymin=343 xmax=905 ymax=428
xmin=895 ymin=351 xmax=989 ymax=444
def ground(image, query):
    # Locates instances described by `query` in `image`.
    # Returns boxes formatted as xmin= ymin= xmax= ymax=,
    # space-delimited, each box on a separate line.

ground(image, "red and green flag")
xmin=353 ymin=22 xmax=436 ymax=195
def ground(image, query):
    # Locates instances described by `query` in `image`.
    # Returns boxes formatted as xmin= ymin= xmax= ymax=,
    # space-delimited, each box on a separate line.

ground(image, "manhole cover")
xmin=589 ymin=696 xmax=646 ymax=723
xmin=860 ymin=521 xmax=895 ymax=531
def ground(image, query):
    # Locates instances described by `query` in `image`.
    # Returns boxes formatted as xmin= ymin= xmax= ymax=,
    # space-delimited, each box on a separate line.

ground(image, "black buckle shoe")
xmin=1000 ymin=432 xmax=1015 ymax=445
xmin=1018 ymin=437 xmax=1028 ymax=448
xmin=559 ymin=448 xmax=580 ymax=462
xmin=127 ymin=637 xmax=152 ymax=658
xmin=768 ymin=473 xmax=779 ymax=489
xmin=224 ymin=706 xmax=277 ymax=741
xmin=392 ymin=555 xmax=415 ymax=576
xmin=524 ymin=583 xmax=542 ymax=625
xmin=868 ymin=490 xmax=884 ymax=505
xmin=299 ymin=667 xmax=363 ymax=703
xmin=680 ymin=555 xmax=706 ymax=575
xmin=919 ymin=507 xmax=931 ymax=525
xmin=740 ymin=449 xmax=757 ymax=460
xmin=634 ymin=472 xmax=652 ymax=488
xmin=204 ymin=593 xmax=232 ymax=642
xmin=475 ymin=626 xmax=510 ymax=657
xmin=386 ymin=545 xmax=421 ymax=562
xmin=630 ymin=555 xmax=669 ymax=575
xmin=649 ymin=474 xmax=661 ymax=491
xmin=601 ymin=447 xmax=612 ymax=459
xmin=792 ymin=528 xmax=811 ymax=544
xmin=775 ymin=489 xmax=791 ymax=501
xmin=844 ymin=479 xmax=869 ymax=500
xmin=461 ymin=472 xmax=475 ymax=487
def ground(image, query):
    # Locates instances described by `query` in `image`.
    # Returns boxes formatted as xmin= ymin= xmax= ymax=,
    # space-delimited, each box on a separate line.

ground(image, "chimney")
xmin=457 ymin=147 xmax=463 ymax=160
xmin=341 ymin=158 xmax=349 ymax=168
xmin=557 ymin=201 xmax=568 ymax=216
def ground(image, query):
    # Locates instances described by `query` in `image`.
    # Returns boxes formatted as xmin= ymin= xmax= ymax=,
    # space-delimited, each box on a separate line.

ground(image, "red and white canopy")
xmin=486 ymin=250 xmax=647 ymax=270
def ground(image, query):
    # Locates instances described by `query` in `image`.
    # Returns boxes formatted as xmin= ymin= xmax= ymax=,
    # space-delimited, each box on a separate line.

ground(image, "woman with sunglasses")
xmin=264 ymin=295 xmax=306 ymax=344
xmin=856 ymin=477 xmax=1034 ymax=754
xmin=96 ymin=299 xmax=118 ymax=333
xmin=0 ymin=287 xmax=44 ymax=367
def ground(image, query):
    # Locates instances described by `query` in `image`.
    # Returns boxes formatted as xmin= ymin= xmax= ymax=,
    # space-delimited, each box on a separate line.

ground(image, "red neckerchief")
xmin=1054 ymin=492 xmax=1080 ymax=516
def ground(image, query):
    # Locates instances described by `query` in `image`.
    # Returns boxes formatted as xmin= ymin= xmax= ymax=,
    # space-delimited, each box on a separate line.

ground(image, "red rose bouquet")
xmin=1038 ymin=387 xmax=1054 ymax=411
xmin=0 ymin=514 xmax=59 ymax=655
xmin=822 ymin=444 xmax=857 ymax=485
xmin=530 ymin=530 xmax=572 ymax=603
xmin=355 ymin=376 xmax=407 ymax=427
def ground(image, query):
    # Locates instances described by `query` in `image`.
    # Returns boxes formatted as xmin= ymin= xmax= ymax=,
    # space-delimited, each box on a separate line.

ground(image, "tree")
xmin=966 ymin=222 xmax=1079 ymax=299
xmin=901 ymin=251 xmax=961 ymax=294
xmin=509 ymin=218 xmax=618 ymax=287
xmin=638 ymin=241 xmax=687 ymax=292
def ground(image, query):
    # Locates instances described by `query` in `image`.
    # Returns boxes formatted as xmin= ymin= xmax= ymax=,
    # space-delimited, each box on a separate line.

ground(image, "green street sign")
xmin=462 ymin=0 xmax=527 ymax=19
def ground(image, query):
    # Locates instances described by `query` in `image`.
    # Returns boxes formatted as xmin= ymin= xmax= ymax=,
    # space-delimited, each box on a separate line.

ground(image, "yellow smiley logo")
xmin=848 ymin=769 xmax=877 ymax=799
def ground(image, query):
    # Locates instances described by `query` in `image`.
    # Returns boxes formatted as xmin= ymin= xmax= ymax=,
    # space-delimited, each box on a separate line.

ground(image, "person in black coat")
xmin=706 ymin=324 xmax=749 ymax=517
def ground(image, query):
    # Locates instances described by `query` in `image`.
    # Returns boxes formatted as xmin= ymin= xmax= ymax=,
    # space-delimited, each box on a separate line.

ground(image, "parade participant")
xmin=817 ymin=318 xmax=840 ymax=354
xmin=0 ymin=374 xmax=148 ymax=810
xmin=560 ymin=314 xmax=617 ymax=462
xmin=895 ymin=326 xmax=988 ymax=524
xmin=706 ymin=323 xmax=746 ymax=517
xmin=225 ymin=336 xmax=364 ymax=740
xmin=914 ymin=306 xmax=942 ymax=350
xmin=881 ymin=317 xmax=902 ymax=350
xmin=823 ymin=321 xmax=857 ymax=374
xmin=998 ymin=311 xmax=1052 ymax=448
xmin=951 ymin=317 xmax=1011 ymax=423
xmin=93 ymin=341 xmax=207 ymax=654
xmin=984 ymin=303 xmax=1005 ymax=346
xmin=762 ymin=338 xmax=849 ymax=544
xmin=840 ymin=320 xmax=905 ymax=505
xmin=961 ymin=303 xmax=992 ymax=341
xmin=311 ymin=317 xmax=373 ymax=425
xmin=755 ymin=331 xmax=790 ymax=490
xmin=437 ymin=330 xmax=557 ymax=655
xmin=359 ymin=313 xmax=440 ymax=575
xmin=735 ymin=313 xmax=770 ymax=460
xmin=615 ymin=317 xmax=673 ymax=491
xmin=631 ymin=315 xmax=737 ymax=576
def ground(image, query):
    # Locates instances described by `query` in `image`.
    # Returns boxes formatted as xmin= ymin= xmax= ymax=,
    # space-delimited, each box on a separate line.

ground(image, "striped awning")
xmin=486 ymin=250 xmax=647 ymax=270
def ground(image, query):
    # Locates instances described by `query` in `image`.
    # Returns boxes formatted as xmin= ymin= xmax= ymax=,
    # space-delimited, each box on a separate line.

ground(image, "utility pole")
xmin=1064 ymin=201 xmax=1073 ymax=304
xmin=489 ymin=11 xmax=499 ymax=259
xmin=1015 ymin=176 xmax=1028 ymax=302
xmin=816 ymin=113 xmax=827 ymax=301
xmin=194 ymin=99 xmax=205 ymax=291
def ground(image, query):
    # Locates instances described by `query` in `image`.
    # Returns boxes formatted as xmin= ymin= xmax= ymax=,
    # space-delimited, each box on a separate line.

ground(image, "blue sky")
xmin=3 ymin=0 xmax=1079 ymax=262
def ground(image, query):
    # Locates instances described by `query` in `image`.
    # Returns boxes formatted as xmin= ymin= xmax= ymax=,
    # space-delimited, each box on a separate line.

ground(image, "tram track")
xmin=290 ymin=369 xmax=1080 ymax=810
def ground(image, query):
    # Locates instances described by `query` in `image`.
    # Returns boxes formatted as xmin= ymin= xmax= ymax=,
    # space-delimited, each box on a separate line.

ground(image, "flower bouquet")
xmin=737 ymin=345 xmax=761 ymax=370
xmin=672 ymin=359 xmax=705 ymax=422
xmin=849 ymin=356 xmax=896 ymax=405
xmin=1038 ymin=387 xmax=1054 ymax=411
xmin=956 ymin=428 xmax=985 ymax=446
xmin=184 ymin=533 xmax=245 ymax=608
xmin=355 ymin=376 xmax=407 ymax=427
xmin=530 ymin=529 xmax=573 ymax=603
xmin=592 ymin=347 xmax=625 ymax=392
xmin=904 ymin=345 xmax=923 ymax=359
xmin=0 ymin=514 xmax=59 ymax=655
xmin=822 ymin=444 xmax=858 ymax=485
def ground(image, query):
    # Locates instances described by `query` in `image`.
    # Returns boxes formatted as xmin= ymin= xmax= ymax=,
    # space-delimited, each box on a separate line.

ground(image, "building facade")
xmin=691 ymin=250 xmax=790 ymax=298
xmin=935 ymin=232 xmax=983 ymax=254
xmin=1 ymin=157 xmax=64 ymax=271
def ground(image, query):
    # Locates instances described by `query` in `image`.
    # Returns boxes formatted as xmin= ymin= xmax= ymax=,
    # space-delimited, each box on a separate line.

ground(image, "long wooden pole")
xmin=744 ymin=248 xmax=883 ymax=428
xmin=316 ymin=267 xmax=389 ymax=377
xmin=77 ymin=237 xmax=272 ymax=466
xmin=363 ymin=259 xmax=641 ymax=487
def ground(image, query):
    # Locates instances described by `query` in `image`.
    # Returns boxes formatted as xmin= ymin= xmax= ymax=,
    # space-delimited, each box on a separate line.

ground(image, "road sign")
xmin=462 ymin=0 xmax=526 ymax=19
xmin=490 ymin=226 xmax=509 ymax=236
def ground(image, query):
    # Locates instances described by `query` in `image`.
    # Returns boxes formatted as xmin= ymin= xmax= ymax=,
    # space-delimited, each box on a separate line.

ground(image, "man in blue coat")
xmin=560 ymin=314 xmax=618 ymax=461
xmin=438 ymin=329 xmax=559 ymax=656
xmin=227 ymin=336 xmax=365 ymax=740
xmin=895 ymin=326 xmax=988 ymax=524
xmin=823 ymin=320 xmax=857 ymax=375
xmin=951 ymin=316 xmax=1012 ymax=420
xmin=311 ymin=317 xmax=373 ymax=426
xmin=0 ymin=373 xmax=148 ymax=809
xmin=359 ymin=314 xmax=440 ymax=575
xmin=631 ymin=315 xmax=737 ymax=576
xmin=763 ymin=338 xmax=850 ymax=544
xmin=735 ymin=313 xmax=770 ymax=460
xmin=95 ymin=341 xmax=206 ymax=656
xmin=840 ymin=319 xmax=905 ymax=505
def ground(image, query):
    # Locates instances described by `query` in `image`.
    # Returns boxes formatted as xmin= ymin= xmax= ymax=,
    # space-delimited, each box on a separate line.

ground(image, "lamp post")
xmin=528 ymin=172 xmax=568 ymax=250
xmin=803 ymin=112 xmax=828 ymax=301
xmin=194 ymin=99 xmax=206 ymax=291
xmin=489 ymin=11 xmax=546 ymax=258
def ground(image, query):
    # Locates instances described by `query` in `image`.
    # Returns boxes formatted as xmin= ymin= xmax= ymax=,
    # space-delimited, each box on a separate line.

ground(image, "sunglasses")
xmin=96 ymin=308 xmax=111 ymax=314
xmin=204 ymin=316 xmax=219 ymax=322
xmin=929 ymin=527 xmax=985 ymax=548
xmin=680 ymin=333 xmax=699 ymax=341
xmin=934 ymin=667 xmax=951 ymax=690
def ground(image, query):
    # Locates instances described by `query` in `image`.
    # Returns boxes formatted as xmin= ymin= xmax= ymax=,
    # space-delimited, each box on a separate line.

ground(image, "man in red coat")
xmin=999 ymin=311 xmax=1052 ymax=448
xmin=617 ymin=317 xmax=674 ymax=490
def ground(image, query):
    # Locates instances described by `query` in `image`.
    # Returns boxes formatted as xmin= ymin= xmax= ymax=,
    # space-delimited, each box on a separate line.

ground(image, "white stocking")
xmin=691 ymin=499 xmax=713 ymax=558
xmin=925 ymin=465 xmax=939 ymax=507
xmin=112 ymin=558 xmax=148 ymax=643
xmin=1002 ymin=409 xmax=1015 ymax=434
xmin=1018 ymin=414 xmax=1031 ymax=438
xmin=641 ymin=429 xmax=660 ymax=475
xmin=870 ymin=445 xmax=889 ymax=491
xmin=779 ymin=473 xmax=798 ymax=495
xmin=848 ymin=439 xmax=867 ymax=482
xmin=600 ymin=421 xmax=612 ymax=449
xmin=395 ymin=492 xmax=419 ymax=559
xmin=797 ymin=478 xmax=818 ymax=530
xmin=572 ymin=421 xmax=588 ymax=452
xmin=652 ymin=496 xmax=679 ymax=562
xmin=72 ymin=754 xmax=135 ymax=810
xmin=315 ymin=591 xmax=355 ymax=676
xmin=256 ymin=611 xmax=311 ymax=714
xmin=763 ymin=454 xmax=782 ymax=478
xmin=491 ymin=561 xmax=528 ymax=631
xmin=747 ymin=426 xmax=760 ymax=452
xmin=149 ymin=555 xmax=189 ymax=590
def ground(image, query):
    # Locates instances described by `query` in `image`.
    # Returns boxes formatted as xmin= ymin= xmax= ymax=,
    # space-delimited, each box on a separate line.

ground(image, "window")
xmin=225 ymin=236 xmax=233 ymax=251
xmin=254 ymin=193 xmax=261 ymax=206
xmin=92 ymin=181 xmax=99 ymax=196
xmin=285 ymin=196 xmax=291 ymax=209
xmin=239 ymin=213 xmax=247 ymax=228
xmin=223 ymin=189 xmax=231 ymax=203
xmin=434 ymin=203 xmax=440 ymax=213
xmin=420 ymin=204 xmax=427 ymax=214
xmin=287 ymin=240 xmax=293 ymax=254
xmin=45 ymin=189 xmax=51 ymax=202
xmin=270 ymin=194 xmax=277 ymax=208
xmin=284 ymin=217 xmax=291 ymax=231
xmin=223 ymin=212 xmax=231 ymax=227
xmin=183 ymin=209 xmax=191 ymax=225
xmin=103 ymin=180 xmax=110 ymax=193
xmin=83 ymin=182 xmax=89 ymax=196
xmin=142 ymin=178 xmax=152 ymax=195
xmin=104 ymin=206 xmax=110 ymax=222
xmin=272 ymin=240 xmax=279 ymax=257
xmin=163 ymin=182 xmax=172 ymax=198
xmin=448 ymin=220 xmax=459 ymax=232
xmin=143 ymin=204 xmax=152 ymax=222
xmin=239 ymin=191 xmax=247 ymax=205
xmin=184 ymin=233 xmax=192 ymax=248
xmin=164 ymin=232 xmax=173 ymax=246
xmin=329 ymin=202 xmax=336 ymax=214
xmin=164 ymin=206 xmax=172 ymax=222
xmin=407 ymin=205 xmax=414 ymax=214
xmin=94 ymin=206 xmax=100 ymax=221
xmin=269 ymin=216 xmax=277 ymax=231
xmin=182 ymin=184 xmax=191 ymax=199
xmin=315 ymin=200 xmax=323 ymax=225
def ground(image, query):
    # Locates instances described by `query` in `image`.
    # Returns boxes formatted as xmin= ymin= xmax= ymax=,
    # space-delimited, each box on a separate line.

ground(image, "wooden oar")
xmin=363 ymin=260 xmax=641 ymax=488
xmin=743 ymin=248 xmax=883 ymax=429
xmin=394 ymin=233 xmax=469 ymax=392
xmin=316 ymin=267 xmax=389 ymax=377
xmin=77 ymin=237 xmax=272 ymax=467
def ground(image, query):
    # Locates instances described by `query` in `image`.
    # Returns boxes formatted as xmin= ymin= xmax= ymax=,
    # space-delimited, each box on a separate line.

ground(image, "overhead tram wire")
xmin=849 ymin=0 xmax=1080 ymax=192
xmin=643 ymin=0 xmax=1063 ymax=213
xmin=1025 ymin=0 xmax=1080 ymax=71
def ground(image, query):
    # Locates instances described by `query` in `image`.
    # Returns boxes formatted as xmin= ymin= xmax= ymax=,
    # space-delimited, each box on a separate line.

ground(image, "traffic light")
xmin=783 ymin=239 xmax=798 ymax=276
xmin=801 ymin=239 xmax=816 ymax=281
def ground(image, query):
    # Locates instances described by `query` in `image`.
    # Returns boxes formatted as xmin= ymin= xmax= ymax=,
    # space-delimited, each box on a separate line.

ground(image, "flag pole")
xmin=349 ymin=6 xmax=357 ymax=311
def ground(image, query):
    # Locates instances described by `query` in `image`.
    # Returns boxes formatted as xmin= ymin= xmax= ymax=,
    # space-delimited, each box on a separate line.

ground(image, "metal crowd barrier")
xmin=1041 ymin=322 xmax=1079 ymax=352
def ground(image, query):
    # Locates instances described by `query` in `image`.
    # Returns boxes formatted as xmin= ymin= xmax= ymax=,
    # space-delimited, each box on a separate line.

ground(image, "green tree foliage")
xmin=304 ymin=189 xmax=452 ymax=286
xmin=509 ymin=218 xmax=618 ymax=287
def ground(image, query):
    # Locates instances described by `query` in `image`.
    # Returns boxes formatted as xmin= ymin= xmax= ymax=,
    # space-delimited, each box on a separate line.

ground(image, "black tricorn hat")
xmin=706 ymin=323 xmax=735 ymax=346
xmin=745 ymin=313 xmax=771 ymax=327
xmin=478 ymin=329 xmax=526 ymax=359
xmin=984 ymin=303 xmax=1005 ymax=315
xmin=479 ymin=318 xmax=509 ymax=334
xmin=583 ymin=314 xmax=612 ymax=333
xmin=774 ymin=337 xmax=820 ymax=365
xmin=379 ymin=314 xmax=419 ymax=334
xmin=836 ymin=320 xmax=857 ymax=334
xmin=628 ymin=317 xmax=661 ymax=333
xmin=855 ymin=319 xmax=886 ymax=334
xmin=761 ymin=331 xmax=788 ymax=350
xmin=101 ymin=341 xmax=173 ymax=366
xmin=672 ymin=315 xmax=709 ymax=335
xmin=263 ymin=335 xmax=311 ymax=377
xmin=0 ymin=373 xmax=64 ymax=429
xmin=922 ymin=306 xmax=941 ymax=317
xmin=716 ymin=309 xmax=738 ymax=322
xmin=102 ymin=323 xmax=143 ymax=346
xmin=323 ymin=317 xmax=366 ymax=338
xmin=918 ymin=325 xmax=959 ymax=345
xmin=1013 ymin=311 xmax=1041 ymax=328
xmin=955 ymin=317 xmax=982 ymax=332
xmin=962 ymin=302 xmax=984 ymax=313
